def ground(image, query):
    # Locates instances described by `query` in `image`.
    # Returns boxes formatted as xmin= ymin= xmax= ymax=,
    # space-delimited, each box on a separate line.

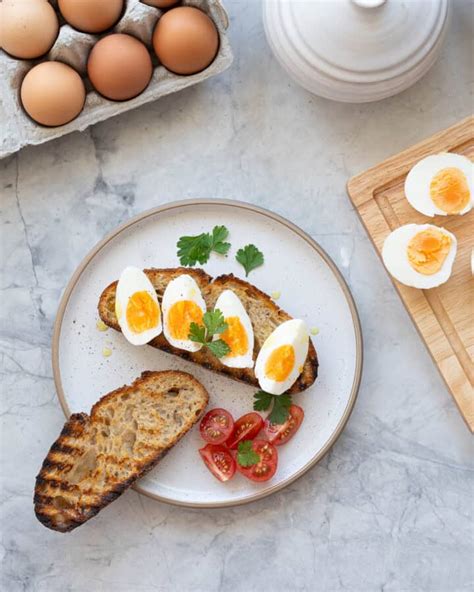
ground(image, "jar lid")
xmin=263 ymin=0 xmax=449 ymax=102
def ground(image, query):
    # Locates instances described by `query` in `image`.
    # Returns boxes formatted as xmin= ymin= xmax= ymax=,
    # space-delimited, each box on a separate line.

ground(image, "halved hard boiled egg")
xmin=115 ymin=266 xmax=162 ymax=345
xmin=255 ymin=319 xmax=309 ymax=395
xmin=382 ymin=224 xmax=457 ymax=289
xmin=213 ymin=290 xmax=254 ymax=369
xmin=162 ymin=274 xmax=206 ymax=352
xmin=405 ymin=153 xmax=473 ymax=217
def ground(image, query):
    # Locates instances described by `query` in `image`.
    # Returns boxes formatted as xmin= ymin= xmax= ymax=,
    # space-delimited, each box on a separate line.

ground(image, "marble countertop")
xmin=1 ymin=1 xmax=472 ymax=591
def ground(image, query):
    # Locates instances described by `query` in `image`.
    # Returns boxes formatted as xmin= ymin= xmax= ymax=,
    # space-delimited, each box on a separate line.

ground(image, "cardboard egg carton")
xmin=0 ymin=0 xmax=233 ymax=159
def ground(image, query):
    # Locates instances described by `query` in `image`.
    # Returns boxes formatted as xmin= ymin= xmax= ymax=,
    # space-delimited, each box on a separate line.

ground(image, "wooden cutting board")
xmin=347 ymin=116 xmax=474 ymax=431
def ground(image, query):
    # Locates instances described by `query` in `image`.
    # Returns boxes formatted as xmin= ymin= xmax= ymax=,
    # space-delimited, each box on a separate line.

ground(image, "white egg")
xmin=213 ymin=290 xmax=254 ymax=369
xmin=115 ymin=266 xmax=162 ymax=346
xmin=255 ymin=319 xmax=309 ymax=395
xmin=162 ymin=274 xmax=207 ymax=352
xmin=382 ymin=224 xmax=457 ymax=289
xmin=405 ymin=153 xmax=473 ymax=217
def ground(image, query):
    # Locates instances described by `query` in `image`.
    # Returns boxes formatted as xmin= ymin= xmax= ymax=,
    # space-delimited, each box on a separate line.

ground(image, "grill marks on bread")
xmin=34 ymin=371 xmax=209 ymax=532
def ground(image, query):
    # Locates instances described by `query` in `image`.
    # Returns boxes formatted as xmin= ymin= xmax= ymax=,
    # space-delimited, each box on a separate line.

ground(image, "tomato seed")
xmin=207 ymin=429 xmax=222 ymax=438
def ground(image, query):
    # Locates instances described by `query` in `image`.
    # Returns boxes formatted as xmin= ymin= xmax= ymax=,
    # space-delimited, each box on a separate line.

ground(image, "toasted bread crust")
xmin=98 ymin=269 xmax=318 ymax=394
xmin=34 ymin=371 xmax=209 ymax=532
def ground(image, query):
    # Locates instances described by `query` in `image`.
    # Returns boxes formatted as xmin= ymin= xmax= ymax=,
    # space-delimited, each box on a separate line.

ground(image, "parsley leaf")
xmin=237 ymin=440 xmax=260 ymax=467
xmin=236 ymin=244 xmax=264 ymax=276
xmin=203 ymin=309 xmax=227 ymax=336
xmin=269 ymin=394 xmax=292 ymax=425
xmin=177 ymin=226 xmax=230 ymax=267
xmin=253 ymin=390 xmax=292 ymax=425
xmin=177 ymin=233 xmax=212 ymax=266
xmin=253 ymin=390 xmax=274 ymax=412
xmin=189 ymin=322 xmax=206 ymax=344
xmin=188 ymin=309 xmax=231 ymax=358
xmin=207 ymin=340 xmax=231 ymax=358
xmin=211 ymin=226 xmax=231 ymax=255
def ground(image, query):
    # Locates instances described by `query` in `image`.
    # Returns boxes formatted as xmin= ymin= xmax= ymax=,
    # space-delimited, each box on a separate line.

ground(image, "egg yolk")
xmin=265 ymin=344 xmax=295 ymax=382
xmin=221 ymin=316 xmax=248 ymax=357
xmin=126 ymin=291 xmax=160 ymax=334
xmin=167 ymin=300 xmax=203 ymax=340
xmin=407 ymin=229 xmax=451 ymax=275
xmin=430 ymin=167 xmax=470 ymax=214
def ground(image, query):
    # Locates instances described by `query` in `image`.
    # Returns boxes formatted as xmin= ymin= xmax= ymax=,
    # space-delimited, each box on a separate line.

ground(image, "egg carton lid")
xmin=0 ymin=0 xmax=233 ymax=159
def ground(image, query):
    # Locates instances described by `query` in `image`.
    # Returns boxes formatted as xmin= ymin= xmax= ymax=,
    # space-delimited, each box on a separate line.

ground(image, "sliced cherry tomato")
xmin=264 ymin=404 xmax=304 ymax=446
xmin=199 ymin=408 xmax=234 ymax=444
xmin=199 ymin=444 xmax=236 ymax=482
xmin=227 ymin=412 xmax=264 ymax=449
xmin=236 ymin=439 xmax=278 ymax=482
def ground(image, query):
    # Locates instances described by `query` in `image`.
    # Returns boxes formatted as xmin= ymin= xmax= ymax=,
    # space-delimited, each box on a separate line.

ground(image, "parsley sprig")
xmin=177 ymin=226 xmax=231 ymax=267
xmin=189 ymin=309 xmax=231 ymax=358
xmin=253 ymin=391 xmax=292 ymax=424
xmin=237 ymin=440 xmax=260 ymax=467
xmin=236 ymin=244 xmax=264 ymax=276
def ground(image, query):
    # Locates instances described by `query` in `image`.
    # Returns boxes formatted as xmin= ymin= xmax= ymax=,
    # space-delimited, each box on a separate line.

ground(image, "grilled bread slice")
xmin=98 ymin=269 xmax=318 ymax=394
xmin=34 ymin=371 xmax=208 ymax=533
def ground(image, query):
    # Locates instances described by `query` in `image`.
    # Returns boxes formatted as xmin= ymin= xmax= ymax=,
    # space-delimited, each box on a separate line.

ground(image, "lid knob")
xmin=351 ymin=0 xmax=387 ymax=7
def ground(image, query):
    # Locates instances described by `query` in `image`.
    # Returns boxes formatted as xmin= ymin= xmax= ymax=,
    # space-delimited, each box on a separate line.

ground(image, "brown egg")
xmin=21 ymin=62 xmax=86 ymax=127
xmin=1 ymin=0 xmax=59 ymax=59
xmin=87 ymin=34 xmax=153 ymax=101
xmin=152 ymin=7 xmax=219 ymax=75
xmin=58 ymin=0 xmax=124 ymax=34
xmin=143 ymin=0 xmax=180 ymax=7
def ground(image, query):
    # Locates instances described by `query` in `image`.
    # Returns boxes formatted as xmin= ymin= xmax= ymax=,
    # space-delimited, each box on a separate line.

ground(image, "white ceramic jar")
xmin=263 ymin=0 xmax=450 ymax=103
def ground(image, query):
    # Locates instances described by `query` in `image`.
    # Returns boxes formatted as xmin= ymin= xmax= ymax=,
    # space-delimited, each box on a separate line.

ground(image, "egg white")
xmin=115 ymin=266 xmax=162 ymax=346
xmin=213 ymin=290 xmax=254 ymax=369
xmin=404 ymin=153 xmax=474 ymax=217
xmin=162 ymin=274 xmax=206 ymax=352
xmin=255 ymin=319 xmax=309 ymax=395
xmin=382 ymin=224 xmax=457 ymax=289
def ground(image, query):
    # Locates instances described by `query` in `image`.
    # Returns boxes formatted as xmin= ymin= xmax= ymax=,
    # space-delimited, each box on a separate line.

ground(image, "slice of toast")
xmin=98 ymin=269 xmax=319 ymax=394
xmin=34 ymin=371 xmax=208 ymax=532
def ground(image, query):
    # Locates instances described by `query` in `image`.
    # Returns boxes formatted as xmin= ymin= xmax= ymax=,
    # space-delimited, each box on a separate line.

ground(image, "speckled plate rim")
xmin=52 ymin=198 xmax=363 ymax=508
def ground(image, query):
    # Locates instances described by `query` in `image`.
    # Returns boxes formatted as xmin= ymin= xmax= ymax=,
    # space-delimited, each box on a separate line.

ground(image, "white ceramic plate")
xmin=53 ymin=199 xmax=362 ymax=507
